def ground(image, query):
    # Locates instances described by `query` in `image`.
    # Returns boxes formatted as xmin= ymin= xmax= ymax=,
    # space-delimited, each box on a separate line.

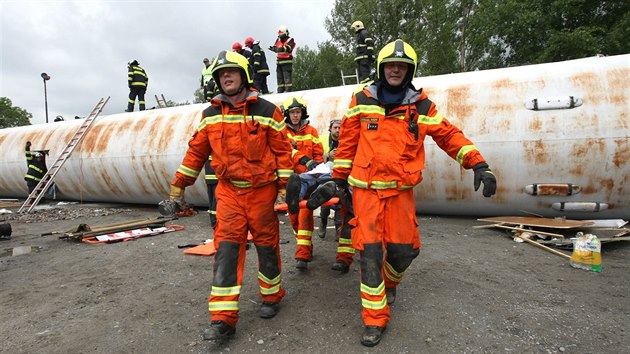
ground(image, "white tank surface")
xmin=1 ymin=55 xmax=628 ymax=219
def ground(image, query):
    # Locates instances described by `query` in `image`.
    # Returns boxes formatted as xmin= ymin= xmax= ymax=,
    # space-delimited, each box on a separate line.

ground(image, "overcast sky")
xmin=1 ymin=0 xmax=335 ymax=125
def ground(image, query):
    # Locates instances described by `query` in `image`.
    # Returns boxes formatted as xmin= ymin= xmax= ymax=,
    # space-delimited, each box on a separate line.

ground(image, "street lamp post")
xmin=41 ymin=73 xmax=51 ymax=123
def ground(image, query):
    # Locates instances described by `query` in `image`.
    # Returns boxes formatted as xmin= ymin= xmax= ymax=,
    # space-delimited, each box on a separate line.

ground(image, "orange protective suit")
xmin=287 ymin=122 xmax=323 ymax=261
xmin=332 ymin=84 xmax=487 ymax=328
xmin=172 ymin=89 xmax=294 ymax=328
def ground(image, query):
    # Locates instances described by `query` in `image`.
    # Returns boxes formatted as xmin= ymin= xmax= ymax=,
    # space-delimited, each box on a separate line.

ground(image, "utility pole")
xmin=41 ymin=73 xmax=51 ymax=123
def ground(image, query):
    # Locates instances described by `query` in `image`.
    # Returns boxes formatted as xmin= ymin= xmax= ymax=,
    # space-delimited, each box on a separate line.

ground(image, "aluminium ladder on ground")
xmin=155 ymin=94 xmax=168 ymax=108
xmin=18 ymin=97 xmax=110 ymax=214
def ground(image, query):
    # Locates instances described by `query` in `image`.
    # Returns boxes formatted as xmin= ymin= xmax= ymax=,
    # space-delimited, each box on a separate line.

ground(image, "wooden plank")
xmin=477 ymin=216 xmax=593 ymax=229
xmin=481 ymin=223 xmax=565 ymax=238
xmin=515 ymin=232 xmax=572 ymax=260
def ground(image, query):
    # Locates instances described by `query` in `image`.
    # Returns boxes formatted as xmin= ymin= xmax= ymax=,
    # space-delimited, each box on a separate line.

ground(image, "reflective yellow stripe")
xmin=277 ymin=169 xmax=292 ymax=178
xmin=177 ymin=165 xmax=200 ymax=178
xmin=198 ymin=114 xmax=285 ymax=132
xmin=28 ymin=165 xmax=44 ymax=173
xmin=456 ymin=145 xmax=477 ymax=165
xmin=230 ymin=180 xmax=252 ymax=188
xmin=360 ymin=281 xmax=384 ymax=296
xmin=208 ymin=301 xmax=239 ymax=311
xmin=337 ymin=246 xmax=356 ymax=254
xmin=260 ymin=283 xmax=281 ymax=295
xmin=334 ymin=159 xmax=352 ymax=168
xmin=258 ymin=272 xmax=281 ymax=285
xmin=362 ymin=297 xmax=387 ymax=310
xmin=288 ymin=133 xmax=321 ymax=144
xmin=348 ymin=175 xmax=368 ymax=189
xmin=400 ymin=185 xmax=414 ymax=190
xmin=346 ymin=104 xmax=385 ymax=117
xmin=210 ymin=285 xmax=241 ymax=296
xmin=384 ymin=262 xmax=403 ymax=283
xmin=205 ymin=175 xmax=218 ymax=180
xmin=418 ymin=113 xmax=443 ymax=125
xmin=338 ymin=238 xmax=352 ymax=245
xmin=25 ymin=174 xmax=42 ymax=181
xmin=371 ymin=180 xmax=397 ymax=189
xmin=208 ymin=210 xmax=216 ymax=215
xmin=297 ymin=230 xmax=312 ymax=236
xmin=297 ymin=239 xmax=312 ymax=246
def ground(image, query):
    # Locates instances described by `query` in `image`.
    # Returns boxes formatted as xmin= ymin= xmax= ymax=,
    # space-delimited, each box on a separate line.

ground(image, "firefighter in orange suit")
xmin=268 ymin=25 xmax=295 ymax=93
xmin=331 ymin=39 xmax=497 ymax=347
xmin=282 ymin=96 xmax=324 ymax=270
xmin=169 ymin=50 xmax=294 ymax=341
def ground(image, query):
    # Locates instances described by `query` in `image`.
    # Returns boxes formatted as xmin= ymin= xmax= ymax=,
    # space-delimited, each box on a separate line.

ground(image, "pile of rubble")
xmin=6 ymin=207 xmax=132 ymax=223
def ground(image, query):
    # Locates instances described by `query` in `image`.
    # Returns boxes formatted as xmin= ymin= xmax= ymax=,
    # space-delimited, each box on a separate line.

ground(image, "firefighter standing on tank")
xmin=331 ymin=39 xmax=497 ymax=347
xmin=126 ymin=60 xmax=148 ymax=112
xmin=168 ymin=50 xmax=294 ymax=341
xmin=351 ymin=21 xmax=375 ymax=84
xmin=245 ymin=36 xmax=270 ymax=94
xmin=201 ymin=57 xmax=215 ymax=102
xmin=269 ymin=25 xmax=295 ymax=93
xmin=282 ymin=96 xmax=324 ymax=270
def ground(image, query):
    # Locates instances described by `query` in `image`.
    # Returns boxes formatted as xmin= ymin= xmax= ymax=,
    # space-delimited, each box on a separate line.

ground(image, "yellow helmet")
xmin=376 ymin=39 xmax=417 ymax=85
xmin=211 ymin=50 xmax=253 ymax=93
xmin=351 ymin=21 xmax=364 ymax=33
xmin=282 ymin=96 xmax=309 ymax=122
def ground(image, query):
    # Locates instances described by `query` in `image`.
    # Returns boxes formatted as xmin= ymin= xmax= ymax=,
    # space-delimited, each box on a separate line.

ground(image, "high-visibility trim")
xmin=198 ymin=114 xmax=286 ymax=132
xmin=130 ymin=82 xmax=147 ymax=87
xmin=348 ymin=175 xmax=368 ymax=189
xmin=370 ymin=180 xmax=398 ymax=189
xmin=400 ymin=185 xmax=414 ymax=190
xmin=346 ymin=104 xmax=385 ymax=117
xmin=210 ymin=285 xmax=241 ymax=296
xmin=334 ymin=159 xmax=353 ymax=168
xmin=258 ymin=271 xmax=282 ymax=285
xmin=418 ymin=113 xmax=443 ymax=125
xmin=28 ymin=165 xmax=44 ymax=173
xmin=456 ymin=145 xmax=477 ymax=165
xmin=276 ymin=169 xmax=293 ymax=178
xmin=277 ymin=59 xmax=293 ymax=65
xmin=297 ymin=230 xmax=312 ymax=236
xmin=337 ymin=246 xmax=356 ymax=254
xmin=25 ymin=174 xmax=42 ymax=181
xmin=208 ymin=301 xmax=239 ymax=312
xmin=338 ymin=238 xmax=352 ymax=245
xmin=297 ymin=239 xmax=312 ymax=246
xmin=205 ymin=175 xmax=218 ymax=180
xmin=360 ymin=281 xmax=385 ymax=296
xmin=260 ymin=283 xmax=281 ymax=295
xmin=230 ymin=179 xmax=253 ymax=188
xmin=288 ymin=133 xmax=321 ymax=144
xmin=208 ymin=210 xmax=216 ymax=215
xmin=291 ymin=149 xmax=299 ymax=158
xmin=384 ymin=261 xmax=403 ymax=283
xmin=361 ymin=297 xmax=387 ymax=310
xmin=177 ymin=165 xmax=200 ymax=178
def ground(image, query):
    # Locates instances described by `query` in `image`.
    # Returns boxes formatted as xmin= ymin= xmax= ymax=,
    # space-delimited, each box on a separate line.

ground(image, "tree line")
xmin=293 ymin=0 xmax=630 ymax=90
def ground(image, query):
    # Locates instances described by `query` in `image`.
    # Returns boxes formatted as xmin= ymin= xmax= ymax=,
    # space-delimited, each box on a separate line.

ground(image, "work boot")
xmin=295 ymin=258 xmax=308 ymax=271
xmin=259 ymin=302 xmax=280 ymax=318
xmin=306 ymin=181 xmax=337 ymax=210
xmin=361 ymin=326 xmax=386 ymax=347
xmin=286 ymin=173 xmax=301 ymax=214
xmin=203 ymin=320 xmax=235 ymax=340
xmin=331 ymin=261 xmax=349 ymax=273
xmin=124 ymin=109 xmax=133 ymax=112
xmin=386 ymin=287 xmax=396 ymax=305
xmin=317 ymin=223 xmax=327 ymax=238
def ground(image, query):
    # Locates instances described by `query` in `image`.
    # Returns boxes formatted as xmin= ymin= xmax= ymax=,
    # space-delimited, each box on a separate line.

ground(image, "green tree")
xmin=0 ymin=97 xmax=32 ymax=128
xmin=193 ymin=88 xmax=205 ymax=103
xmin=293 ymin=42 xmax=354 ymax=90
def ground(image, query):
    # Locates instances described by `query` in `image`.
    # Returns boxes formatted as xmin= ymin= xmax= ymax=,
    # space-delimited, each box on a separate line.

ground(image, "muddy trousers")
xmin=127 ymin=87 xmax=146 ymax=111
xmin=335 ymin=204 xmax=355 ymax=266
xmin=289 ymin=207 xmax=314 ymax=261
xmin=351 ymin=188 xmax=420 ymax=327
xmin=276 ymin=63 xmax=292 ymax=93
xmin=208 ymin=182 xmax=285 ymax=328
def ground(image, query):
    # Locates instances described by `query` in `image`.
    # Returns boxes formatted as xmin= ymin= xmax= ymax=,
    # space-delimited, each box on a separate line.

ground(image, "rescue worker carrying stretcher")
xmin=330 ymin=39 xmax=498 ymax=347
xmin=282 ymin=96 xmax=324 ymax=270
xmin=168 ymin=50 xmax=294 ymax=341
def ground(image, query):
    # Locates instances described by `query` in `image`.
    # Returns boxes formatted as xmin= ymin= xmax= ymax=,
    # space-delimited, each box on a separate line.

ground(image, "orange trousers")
xmin=349 ymin=187 xmax=421 ymax=327
xmin=208 ymin=182 xmax=285 ymax=327
xmin=289 ymin=207 xmax=314 ymax=261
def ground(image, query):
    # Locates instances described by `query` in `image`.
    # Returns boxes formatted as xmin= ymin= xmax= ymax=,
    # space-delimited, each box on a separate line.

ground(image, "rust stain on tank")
xmin=522 ymin=139 xmax=548 ymax=164
xmin=528 ymin=117 xmax=543 ymax=132
xmin=446 ymin=85 xmax=472 ymax=122
xmin=613 ymin=138 xmax=630 ymax=168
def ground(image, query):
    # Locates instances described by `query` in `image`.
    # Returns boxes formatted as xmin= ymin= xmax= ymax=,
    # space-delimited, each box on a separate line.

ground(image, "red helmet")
xmin=232 ymin=42 xmax=243 ymax=52
xmin=244 ymin=37 xmax=255 ymax=47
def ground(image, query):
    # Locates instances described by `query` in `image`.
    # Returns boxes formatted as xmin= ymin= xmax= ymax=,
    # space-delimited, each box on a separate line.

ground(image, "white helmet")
xmin=278 ymin=24 xmax=289 ymax=36
xmin=351 ymin=21 xmax=364 ymax=32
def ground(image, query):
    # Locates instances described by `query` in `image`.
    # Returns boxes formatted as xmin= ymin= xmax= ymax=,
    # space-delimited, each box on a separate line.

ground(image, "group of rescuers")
xmin=167 ymin=24 xmax=498 ymax=347
xmin=127 ymin=22 xmax=373 ymax=112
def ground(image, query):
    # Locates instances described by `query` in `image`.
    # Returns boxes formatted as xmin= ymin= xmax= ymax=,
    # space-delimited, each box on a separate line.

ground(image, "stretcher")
xmin=81 ymin=225 xmax=184 ymax=244
xmin=274 ymin=197 xmax=339 ymax=211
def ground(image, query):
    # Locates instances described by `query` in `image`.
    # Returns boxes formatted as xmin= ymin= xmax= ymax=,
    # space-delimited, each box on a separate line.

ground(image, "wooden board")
xmin=477 ymin=216 xmax=593 ymax=229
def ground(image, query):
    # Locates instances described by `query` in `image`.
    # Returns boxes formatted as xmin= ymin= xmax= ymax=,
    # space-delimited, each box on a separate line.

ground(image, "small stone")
xmin=559 ymin=347 xmax=565 ymax=352
xmin=257 ymin=339 xmax=264 ymax=344
xmin=425 ymin=337 xmax=432 ymax=343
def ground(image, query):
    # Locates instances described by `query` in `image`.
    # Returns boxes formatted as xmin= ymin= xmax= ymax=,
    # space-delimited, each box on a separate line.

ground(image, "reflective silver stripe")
xmin=210 ymin=285 xmax=241 ymax=296
xmin=177 ymin=165 xmax=200 ymax=178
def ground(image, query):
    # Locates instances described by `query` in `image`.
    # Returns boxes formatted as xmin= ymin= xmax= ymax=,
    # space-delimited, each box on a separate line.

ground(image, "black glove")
xmin=268 ymin=45 xmax=277 ymax=52
xmin=473 ymin=162 xmax=497 ymax=197
xmin=299 ymin=156 xmax=318 ymax=171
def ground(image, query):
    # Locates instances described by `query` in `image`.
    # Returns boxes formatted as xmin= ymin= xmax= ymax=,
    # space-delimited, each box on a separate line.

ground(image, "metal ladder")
xmin=18 ymin=97 xmax=110 ymax=213
xmin=155 ymin=94 xmax=168 ymax=108
xmin=340 ymin=69 xmax=359 ymax=86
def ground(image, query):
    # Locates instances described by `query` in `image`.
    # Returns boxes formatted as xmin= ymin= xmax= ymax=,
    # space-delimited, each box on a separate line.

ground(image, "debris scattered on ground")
xmin=6 ymin=207 xmax=133 ymax=223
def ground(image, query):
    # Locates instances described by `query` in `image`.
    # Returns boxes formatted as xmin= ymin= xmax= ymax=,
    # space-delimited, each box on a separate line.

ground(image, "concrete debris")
xmin=6 ymin=207 xmax=132 ymax=223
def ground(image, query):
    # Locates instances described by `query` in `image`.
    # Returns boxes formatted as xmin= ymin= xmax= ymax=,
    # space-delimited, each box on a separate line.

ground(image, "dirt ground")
xmin=1 ymin=203 xmax=628 ymax=354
